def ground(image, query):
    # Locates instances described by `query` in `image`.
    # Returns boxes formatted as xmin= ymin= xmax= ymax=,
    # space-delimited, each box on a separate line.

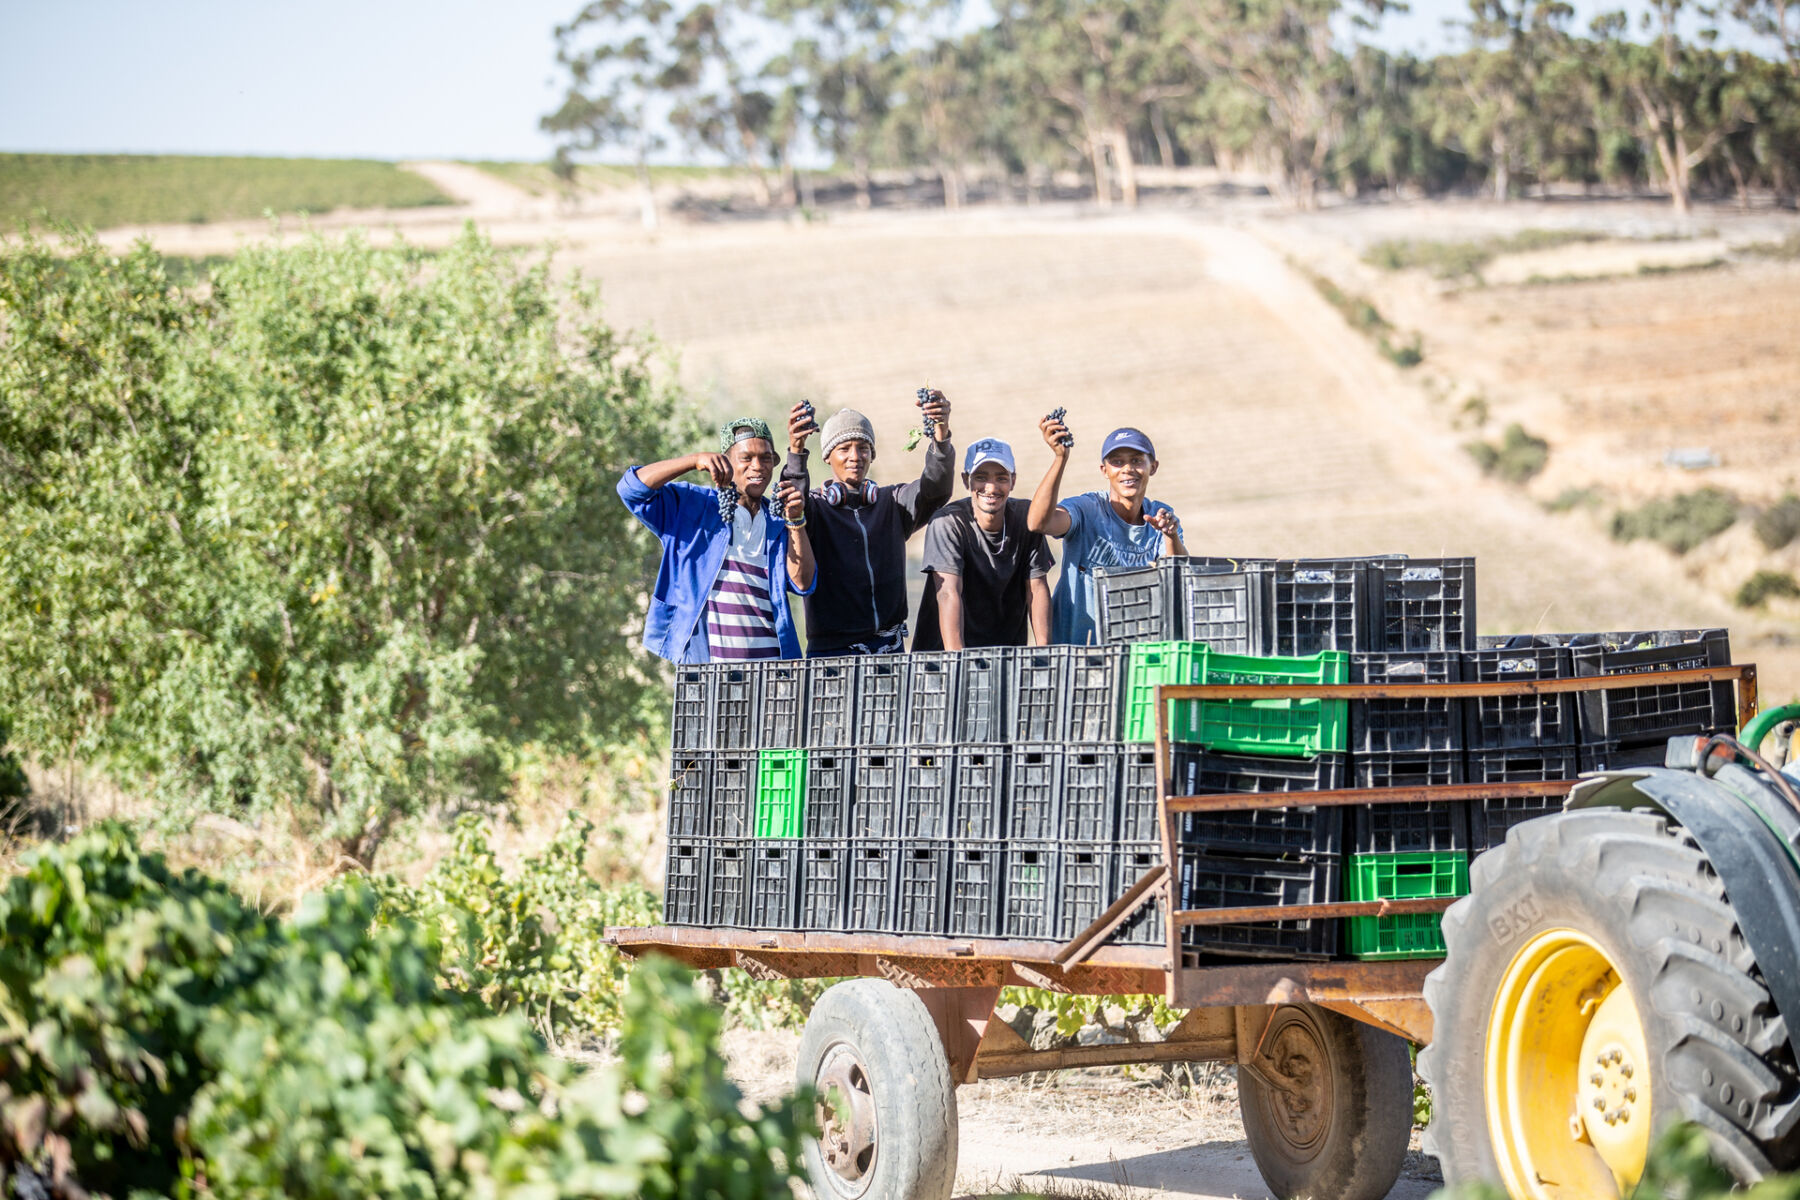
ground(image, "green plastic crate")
xmin=1345 ymin=851 xmax=1470 ymax=959
xmin=1173 ymin=650 xmax=1349 ymax=758
xmin=754 ymin=749 xmax=808 ymax=839
xmin=1122 ymin=641 xmax=1208 ymax=742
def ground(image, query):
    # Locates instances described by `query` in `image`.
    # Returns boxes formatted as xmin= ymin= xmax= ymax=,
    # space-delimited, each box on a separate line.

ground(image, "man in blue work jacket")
xmin=618 ymin=417 xmax=816 ymax=663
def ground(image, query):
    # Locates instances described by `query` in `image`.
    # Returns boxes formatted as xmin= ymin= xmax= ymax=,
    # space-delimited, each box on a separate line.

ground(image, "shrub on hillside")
xmin=0 ymin=228 xmax=696 ymax=864
xmin=1754 ymin=494 xmax=1800 ymax=551
xmin=1610 ymin=487 xmax=1739 ymax=554
xmin=1464 ymin=423 xmax=1549 ymax=484
xmin=0 ymin=825 xmax=806 ymax=1199
xmin=1737 ymin=570 xmax=1800 ymax=608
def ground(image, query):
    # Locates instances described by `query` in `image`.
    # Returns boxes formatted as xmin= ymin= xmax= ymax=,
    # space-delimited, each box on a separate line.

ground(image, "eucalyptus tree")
xmin=1429 ymin=1 xmax=1577 ymax=198
xmin=998 ymin=0 xmax=1194 ymax=206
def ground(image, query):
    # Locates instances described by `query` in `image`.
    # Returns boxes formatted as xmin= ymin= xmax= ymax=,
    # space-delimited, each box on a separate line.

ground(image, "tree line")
xmin=541 ymin=0 xmax=1800 ymax=215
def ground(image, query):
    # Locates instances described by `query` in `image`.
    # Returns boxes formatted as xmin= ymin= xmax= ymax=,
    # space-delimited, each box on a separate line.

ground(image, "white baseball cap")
xmin=963 ymin=438 xmax=1016 ymax=473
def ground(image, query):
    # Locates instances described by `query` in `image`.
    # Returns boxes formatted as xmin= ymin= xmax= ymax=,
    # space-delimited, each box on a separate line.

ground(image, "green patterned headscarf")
xmin=720 ymin=416 xmax=773 ymax=451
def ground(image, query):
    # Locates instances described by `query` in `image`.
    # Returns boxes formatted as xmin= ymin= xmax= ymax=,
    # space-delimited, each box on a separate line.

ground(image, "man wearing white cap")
xmin=914 ymin=438 xmax=1054 ymax=650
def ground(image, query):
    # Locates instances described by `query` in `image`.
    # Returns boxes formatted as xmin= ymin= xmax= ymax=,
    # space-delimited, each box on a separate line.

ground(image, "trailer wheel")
xmin=796 ymin=979 xmax=958 ymax=1200
xmin=1420 ymin=809 xmax=1800 ymax=1197
xmin=1236 ymin=1002 xmax=1413 ymax=1200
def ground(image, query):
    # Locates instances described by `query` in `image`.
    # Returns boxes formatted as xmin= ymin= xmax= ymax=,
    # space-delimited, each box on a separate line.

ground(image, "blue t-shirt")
xmin=1051 ymin=491 xmax=1182 ymax=645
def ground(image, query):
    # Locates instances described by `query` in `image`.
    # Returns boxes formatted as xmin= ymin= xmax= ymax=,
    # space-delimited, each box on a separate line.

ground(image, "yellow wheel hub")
xmin=1485 ymin=928 xmax=1651 ymax=1198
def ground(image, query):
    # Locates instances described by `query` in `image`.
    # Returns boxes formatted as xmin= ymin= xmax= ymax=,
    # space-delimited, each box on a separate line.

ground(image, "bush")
xmin=1737 ymin=570 xmax=1800 ymax=608
xmin=1754 ymin=495 xmax=1800 ymax=551
xmin=0 ymin=228 xmax=697 ymax=863
xmin=0 ymin=824 xmax=807 ymax=1199
xmin=371 ymin=811 xmax=658 ymax=1040
xmin=1464 ymin=423 xmax=1549 ymax=485
xmin=1610 ymin=487 xmax=1740 ymax=555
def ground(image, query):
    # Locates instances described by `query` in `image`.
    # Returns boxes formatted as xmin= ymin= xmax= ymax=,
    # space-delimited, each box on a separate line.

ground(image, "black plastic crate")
xmin=711 ymin=663 xmax=758 ymax=751
xmin=951 ymin=747 xmax=1006 ymax=840
xmin=1064 ymin=645 xmax=1126 ymax=741
xmin=1472 ymin=795 xmax=1567 ymax=852
xmin=905 ymin=652 xmax=961 ymax=745
xmin=1466 ymin=745 xmax=1581 ymax=783
xmin=1463 ymin=645 xmax=1577 ymax=750
xmin=1178 ymin=851 xmax=1340 ymax=960
xmin=1097 ymin=559 xmax=1184 ymax=642
xmin=805 ymin=749 xmax=853 ymax=838
xmin=668 ymin=752 xmax=710 ymax=838
xmin=900 ymin=747 xmax=954 ymax=839
xmin=1002 ymin=841 xmax=1059 ymax=940
xmin=1352 ymin=748 xmax=1464 ymax=789
xmin=957 ymin=648 xmax=1010 ymax=743
xmin=1114 ymin=842 xmax=1166 ymax=947
xmin=1058 ymin=842 xmax=1114 ymax=939
xmin=1182 ymin=567 xmax=1268 ymax=655
xmin=846 ymin=841 xmax=898 ymax=932
xmin=1269 ymin=561 xmax=1375 ymax=656
xmin=849 ymin=750 xmax=903 ymax=839
xmin=1351 ymin=801 xmax=1470 ymax=855
xmin=709 ymin=753 xmax=755 ymax=838
xmin=894 ymin=841 xmax=951 ymax=935
xmin=672 ymin=664 xmax=710 ymax=750
xmin=1350 ymin=651 xmax=1465 ymax=755
xmin=1011 ymin=648 xmax=1063 ymax=742
xmin=748 ymin=842 xmax=801 ymax=930
xmin=855 ymin=657 xmax=908 ymax=745
xmin=1579 ymin=740 xmax=1674 ymax=772
xmin=948 ymin=842 xmax=1004 ymax=937
xmin=705 ymin=840 xmax=752 ymax=927
xmin=1368 ymin=559 xmax=1476 ymax=653
xmin=1119 ymin=746 xmax=1160 ymax=843
xmin=805 ymin=658 xmax=857 ymax=747
xmin=1568 ymin=629 xmax=1734 ymax=747
xmin=798 ymin=840 xmax=850 ymax=930
xmin=1061 ymin=744 xmax=1121 ymax=841
xmin=758 ymin=661 xmax=808 ymax=748
xmin=1170 ymin=747 xmax=1346 ymax=857
xmin=663 ymin=840 xmax=707 ymax=925
xmin=1007 ymin=744 xmax=1063 ymax=840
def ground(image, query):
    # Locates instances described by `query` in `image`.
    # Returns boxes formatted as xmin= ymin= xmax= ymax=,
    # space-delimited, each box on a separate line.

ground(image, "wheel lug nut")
xmin=1590 ymin=1072 xmax=1604 ymax=1086
xmin=1621 ymin=1063 xmax=1634 ymax=1078
xmin=1594 ymin=1096 xmax=1607 ymax=1110
xmin=1625 ymin=1087 xmax=1637 ymax=1102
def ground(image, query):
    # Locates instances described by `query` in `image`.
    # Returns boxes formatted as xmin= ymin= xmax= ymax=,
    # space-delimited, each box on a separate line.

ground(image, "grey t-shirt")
xmin=913 ymin=497 xmax=1055 ymax=650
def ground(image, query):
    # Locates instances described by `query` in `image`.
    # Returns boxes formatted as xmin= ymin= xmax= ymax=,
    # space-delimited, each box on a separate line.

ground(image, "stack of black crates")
xmin=1094 ymin=555 xmax=1735 ymax=961
xmin=661 ymin=646 xmax=1165 ymax=948
xmin=661 ymin=552 xmax=1736 ymax=965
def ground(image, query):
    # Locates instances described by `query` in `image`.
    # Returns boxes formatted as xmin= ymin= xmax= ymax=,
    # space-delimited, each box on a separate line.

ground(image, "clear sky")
xmin=0 ymin=0 xmax=1772 ymax=162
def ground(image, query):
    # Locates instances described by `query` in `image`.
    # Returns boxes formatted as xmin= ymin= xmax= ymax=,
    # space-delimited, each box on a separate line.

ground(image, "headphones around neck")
xmin=821 ymin=479 xmax=879 ymax=507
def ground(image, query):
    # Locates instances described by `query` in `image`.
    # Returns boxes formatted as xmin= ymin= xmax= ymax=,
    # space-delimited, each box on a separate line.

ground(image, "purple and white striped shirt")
xmin=706 ymin=505 xmax=780 ymax=660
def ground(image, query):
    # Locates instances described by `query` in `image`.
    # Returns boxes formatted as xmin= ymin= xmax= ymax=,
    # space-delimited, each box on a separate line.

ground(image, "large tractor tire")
xmin=796 ymin=979 xmax=958 ymax=1200
xmin=1420 ymin=808 xmax=1800 ymax=1197
xmin=1237 ymin=1002 xmax=1415 ymax=1200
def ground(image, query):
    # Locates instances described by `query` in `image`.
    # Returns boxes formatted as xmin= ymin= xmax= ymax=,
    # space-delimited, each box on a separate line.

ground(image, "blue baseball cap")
xmin=1101 ymin=427 xmax=1156 ymax=460
xmin=963 ymin=438 xmax=1016 ymax=474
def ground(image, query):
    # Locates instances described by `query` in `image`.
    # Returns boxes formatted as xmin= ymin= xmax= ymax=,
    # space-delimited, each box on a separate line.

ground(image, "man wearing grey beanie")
xmin=780 ymin=392 xmax=954 ymax=655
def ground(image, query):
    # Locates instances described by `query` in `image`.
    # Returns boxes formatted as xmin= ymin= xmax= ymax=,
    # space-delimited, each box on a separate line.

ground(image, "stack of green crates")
xmin=1123 ymin=642 xmax=1349 ymax=755
xmin=754 ymin=748 xmax=808 ymax=839
xmin=1345 ymin=851 xmax=1469 ymax=958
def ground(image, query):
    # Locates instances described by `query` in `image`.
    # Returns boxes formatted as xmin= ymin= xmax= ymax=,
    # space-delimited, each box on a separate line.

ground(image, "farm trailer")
xmin=611 ymin=664 xmax=1800 ymax=1200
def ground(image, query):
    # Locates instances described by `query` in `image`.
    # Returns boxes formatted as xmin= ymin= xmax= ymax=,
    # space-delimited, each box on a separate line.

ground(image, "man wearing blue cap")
xmin=1027 ymin=416 xmax=1185 ymax=645
xmin=914 ymin=438 xmax=1055 ymax=650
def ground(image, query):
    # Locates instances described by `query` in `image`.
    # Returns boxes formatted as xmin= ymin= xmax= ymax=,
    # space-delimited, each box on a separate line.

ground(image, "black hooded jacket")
xmin=781 ymin=437 xmax=954 ymax=653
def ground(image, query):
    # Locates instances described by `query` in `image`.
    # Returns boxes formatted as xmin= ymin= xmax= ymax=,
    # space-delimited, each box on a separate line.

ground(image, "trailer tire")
xmin=1235 ymin=1002 xmax=1413 ymax=1200
xmin=796 ymin=979 xmax=958 ymax=1200
xmin=1420 ymin=808 xmax=1800 ymax=1196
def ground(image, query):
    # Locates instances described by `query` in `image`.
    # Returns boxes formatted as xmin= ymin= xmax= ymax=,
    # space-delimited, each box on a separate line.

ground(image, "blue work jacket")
xmin=617 ymin=466 xmax=813 ymax=662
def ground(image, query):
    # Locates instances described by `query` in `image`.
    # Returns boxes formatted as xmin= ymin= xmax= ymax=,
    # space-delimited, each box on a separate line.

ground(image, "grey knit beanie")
xmin=821 ymin=408 xmax=876 ymax=460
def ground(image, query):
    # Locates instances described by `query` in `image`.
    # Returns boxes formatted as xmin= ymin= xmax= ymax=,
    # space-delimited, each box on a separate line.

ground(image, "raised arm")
xmin=1026 ymin=413 xmax=1073 ymax=537
xmin=639 ymin=452 xmax=730 ymax=491
xmin=781 ymin=401 xmax=814 ymax=492
xmin=895 ymin=390 xmax=954 ymax=533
